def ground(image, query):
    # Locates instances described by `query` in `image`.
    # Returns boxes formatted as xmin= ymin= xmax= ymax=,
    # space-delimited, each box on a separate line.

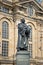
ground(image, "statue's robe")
xmin=17 ymin=22 xmax=30 ymax=50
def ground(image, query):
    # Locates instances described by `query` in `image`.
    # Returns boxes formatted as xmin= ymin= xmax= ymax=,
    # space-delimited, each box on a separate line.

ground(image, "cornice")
xmin=30 ymin=58 xmax=43 ymax=64
xmin=16 ymin=4 xmax=27 ymax=9
xmin=36 ymin=11 xmax=43 ymax=14
xmin=15 ymin=11 xmax=43 ymax=21
xmin=0 ymin=0 xmax=12 ymax=7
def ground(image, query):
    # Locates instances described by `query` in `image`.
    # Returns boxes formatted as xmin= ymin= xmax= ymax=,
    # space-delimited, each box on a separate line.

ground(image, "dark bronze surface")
xmin=17 ymin=18 xmax=30 ymax=51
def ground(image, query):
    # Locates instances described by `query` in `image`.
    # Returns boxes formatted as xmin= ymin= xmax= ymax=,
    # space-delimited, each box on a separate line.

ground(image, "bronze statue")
xmin=17 ymin=18 xmax=30 ymax=51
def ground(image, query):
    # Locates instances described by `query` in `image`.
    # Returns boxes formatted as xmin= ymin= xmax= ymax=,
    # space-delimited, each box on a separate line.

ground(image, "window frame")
xmin=28 ymin=25 xmax=32 ymax=42
xmin=2 ymin=21 xmax=9 ymax=57
xmin=2 ymin=41 xmax=8 ymax=57
xmin=1 ymin=6 xmax=9 ymax=13
xmin=2 ymin=21 xmax=9 ymax=39
xmin=27 ymin=6 xmax=33 ymax=16
xmin=28 ymin=44 xmax=32 ymax=58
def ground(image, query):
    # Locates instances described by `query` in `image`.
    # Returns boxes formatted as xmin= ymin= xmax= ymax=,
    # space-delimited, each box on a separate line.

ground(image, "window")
xmin=36 ymin=0 xmax=42 ymax=3
xmin=2 ymin=21 xmax=9 ymax=57
xmin=2 ymin=41 xmax=8 ymax=56
xmin=28 ymin=44 xmax=32 ymax=58
xmin=28 ymin=6 xmax=33 ymax=16
xmin=1 ymin=7 xmax=9 ymax=13
xmin=2 ymin=21 xmax=9 ymax=39
xmin=28 ymin=26 xmax=32 ymax=58
xmin=28 ymin=25 xmax=32 ymax=41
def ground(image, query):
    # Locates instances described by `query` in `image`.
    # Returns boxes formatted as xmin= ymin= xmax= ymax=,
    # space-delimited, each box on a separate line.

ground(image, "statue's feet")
xmin=17 ymin=46 xmax=28 ymax=51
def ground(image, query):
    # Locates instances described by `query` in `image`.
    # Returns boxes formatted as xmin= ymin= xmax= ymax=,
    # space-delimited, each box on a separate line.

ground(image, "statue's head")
xmin=21 ymin=18 xmax=25 ymax=23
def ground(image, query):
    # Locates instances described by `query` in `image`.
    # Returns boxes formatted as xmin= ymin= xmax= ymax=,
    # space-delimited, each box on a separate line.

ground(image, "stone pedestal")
xmin=16 ymin=51 xmax=30 ymax=65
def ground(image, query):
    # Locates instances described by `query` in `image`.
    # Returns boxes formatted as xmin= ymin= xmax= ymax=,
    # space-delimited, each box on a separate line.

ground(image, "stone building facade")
xmin=0 ymin=0 xmax=43 ymax=65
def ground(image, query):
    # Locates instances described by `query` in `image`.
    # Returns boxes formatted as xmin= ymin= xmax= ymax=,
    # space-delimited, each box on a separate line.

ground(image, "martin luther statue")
xmin=17 ymin=18 xmax=30 ymax=51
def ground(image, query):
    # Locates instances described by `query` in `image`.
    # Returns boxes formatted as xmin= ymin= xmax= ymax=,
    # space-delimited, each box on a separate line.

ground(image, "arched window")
xmin=28 ymin=25 xmax=32 ymax=41
xmin=28 ymin=25 xmax=32 ymax=58
xmin=2 ymin=21 xmax=9 ymax=56
xmin=2 ymin=21 xmax=9 ymax=39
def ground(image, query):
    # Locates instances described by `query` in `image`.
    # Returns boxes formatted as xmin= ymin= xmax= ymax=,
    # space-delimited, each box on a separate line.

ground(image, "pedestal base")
xmin=16 ymin=51 xmax=30 ymax=65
